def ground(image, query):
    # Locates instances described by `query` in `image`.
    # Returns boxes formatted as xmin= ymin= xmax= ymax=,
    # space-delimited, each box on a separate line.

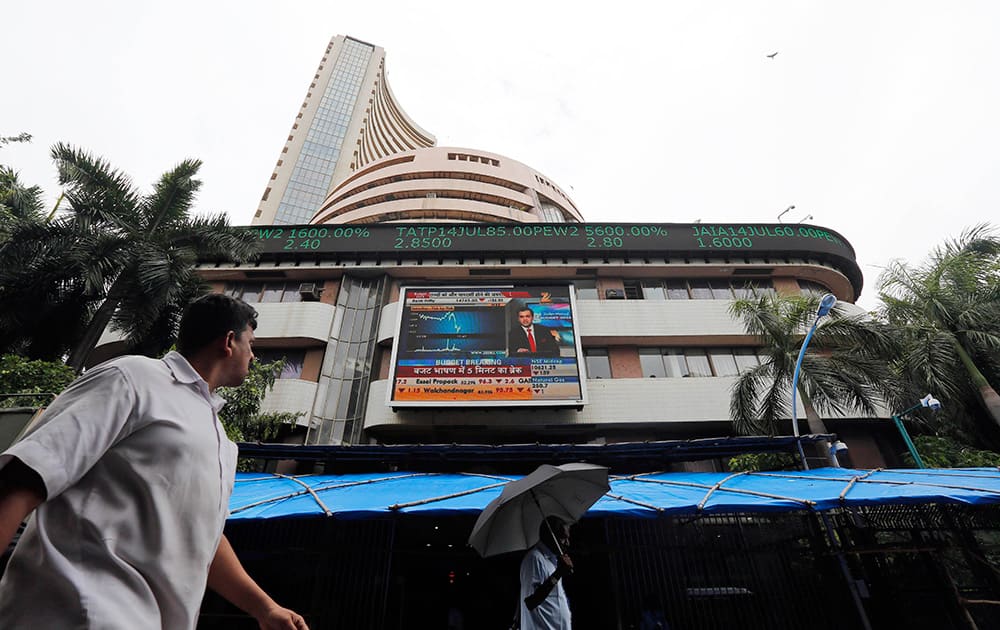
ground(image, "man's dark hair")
xmin=176 ymin=293 xmax=257 ymax=356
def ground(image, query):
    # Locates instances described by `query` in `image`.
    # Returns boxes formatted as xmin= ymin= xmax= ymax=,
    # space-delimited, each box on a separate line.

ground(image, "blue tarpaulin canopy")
xmin=228 ymin=467 xmax=1000 ymax=521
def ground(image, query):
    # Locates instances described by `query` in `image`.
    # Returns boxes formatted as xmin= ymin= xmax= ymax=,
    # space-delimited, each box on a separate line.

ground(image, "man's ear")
xmin=221 ymin=330 xmax=236 ymax=357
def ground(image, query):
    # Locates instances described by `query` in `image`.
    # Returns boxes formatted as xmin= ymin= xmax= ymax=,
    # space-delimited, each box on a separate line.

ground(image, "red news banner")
xmin=392 ymin=361 xmax=579 ymax=401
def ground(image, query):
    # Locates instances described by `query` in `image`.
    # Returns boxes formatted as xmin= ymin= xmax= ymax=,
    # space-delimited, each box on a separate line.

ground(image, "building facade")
xmin=252 ymin=35 xmax=435 ymax=226
xmin=188 ymin=215 xmax=896 ymax=467
xmin=99 ymin=35 xmax=896 ymax=468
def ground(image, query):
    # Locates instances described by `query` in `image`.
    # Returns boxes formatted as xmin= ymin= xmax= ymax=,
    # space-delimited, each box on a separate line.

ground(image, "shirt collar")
xmin=535 ymin=541 xmax=559 ymax=564
xmin=162 ymin=351 xmax=227 ymax=412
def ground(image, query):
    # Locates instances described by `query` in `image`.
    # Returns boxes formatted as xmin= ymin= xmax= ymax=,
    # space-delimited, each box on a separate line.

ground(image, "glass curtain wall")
xmin=306 ymin=274 xmax=389 ymax=445
xmin=273 ymin=38 xmax=374 ymax=224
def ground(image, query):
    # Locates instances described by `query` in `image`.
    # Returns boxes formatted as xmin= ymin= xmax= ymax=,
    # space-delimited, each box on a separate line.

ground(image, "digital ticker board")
xmin=249 ymin=222 xmax=855 ymax=260
xmin=386 ymin=286 xmax=586 ymax=408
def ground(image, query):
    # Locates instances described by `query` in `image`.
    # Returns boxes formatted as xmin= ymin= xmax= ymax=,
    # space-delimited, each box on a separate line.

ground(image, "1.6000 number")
xmin=696 ymin=236 xmax=753 ymax=248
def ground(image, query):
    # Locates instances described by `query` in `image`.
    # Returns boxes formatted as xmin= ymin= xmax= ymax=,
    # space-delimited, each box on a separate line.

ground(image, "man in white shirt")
xmin=0 ymin=293 xmax=308 ymax=629
xmin=520 ymin=516 xmax=574 ymax=629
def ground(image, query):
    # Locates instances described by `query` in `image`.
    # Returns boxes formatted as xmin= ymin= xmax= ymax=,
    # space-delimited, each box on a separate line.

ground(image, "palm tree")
xmin=0 ymin=144 xmax=260 ymax=367
xmin=728 ymin=293 xmax=898 ymax=436
xmin=878 ymin=224 xmax=1000 ymax=437
xmin=0 ymin=165 xmax=45 ymax=242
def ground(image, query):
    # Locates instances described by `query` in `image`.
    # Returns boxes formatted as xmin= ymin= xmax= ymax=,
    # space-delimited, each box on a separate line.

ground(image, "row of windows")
xmin=225 ymin=282 xmax=312 ymax=303
xmin=572 ymin=279 xmax=828 ymax=300
xmin=631 ymin=279 xmax=776 ymax=300
xmin=254 ymin=344 xmax=765 ymax=382
xmin=583 ymin=347 xmax=766 ymax=379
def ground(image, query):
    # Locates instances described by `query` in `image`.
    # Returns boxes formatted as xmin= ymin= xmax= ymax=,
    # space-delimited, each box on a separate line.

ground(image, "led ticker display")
xmin=386 ymin=286 xmax=587 ymax=407
xmin=249 ymin=223 xmax=855 ymax=260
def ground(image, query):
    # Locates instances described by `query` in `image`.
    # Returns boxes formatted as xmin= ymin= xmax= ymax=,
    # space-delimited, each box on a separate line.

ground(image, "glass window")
xmin=240 ymin=282 xmax=263 ymax=303
xmin=684 ymin=349 xmax=712 ymax=377
xmin=688 ymin=280 xmax=713 ymax=300
xmin=280 ymin=286 xmax=303 ymax=303
xmin=639 ymin=348 xmax=666 ymax=377
xmin=255 ymin=349 xmax=306 ymax=379
xmin=731 ymin=282 xmax=755 ymax=299
xmin=260 ymin=283 xmax=284 ymax=303
xmin=709 ymin=349 xmax=739 ymax=377
xmin=800 ymin=280 xmax=830 ymax=297
xmin=574 ymin=280 xmax=598 ymax=300
xmin=665 ymin=280 xmax=689 ymax=300
xmin=641 ymin=281 xmax=665 ymax=300
xmin=709 ymin=280 xmax=733 ymax=299
xmin=584 ymin=348 xmax=612 ymax=379
xmin=733 ymin=348 xmax=760 ymax=373
xmin=662 ymin=349 xmax=689 ymax=377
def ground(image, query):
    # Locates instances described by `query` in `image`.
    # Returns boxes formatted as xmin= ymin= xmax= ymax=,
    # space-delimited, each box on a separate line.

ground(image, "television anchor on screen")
xmin=508 ymin=307 xmax=561 ymax=358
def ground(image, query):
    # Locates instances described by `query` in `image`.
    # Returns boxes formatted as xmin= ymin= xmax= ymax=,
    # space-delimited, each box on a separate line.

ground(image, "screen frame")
xmin=385 ymin=284 xmax=588 ymax=409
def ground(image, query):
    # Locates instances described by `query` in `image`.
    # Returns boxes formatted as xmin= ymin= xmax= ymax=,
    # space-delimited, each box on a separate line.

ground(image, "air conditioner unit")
xmin=298 ymin=282 xmax=321 ymax=301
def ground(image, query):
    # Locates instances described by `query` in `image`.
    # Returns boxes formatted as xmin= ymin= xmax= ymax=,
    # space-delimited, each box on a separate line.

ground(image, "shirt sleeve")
xmin=520 ymin=548 xmax=550 ymax=593
xmin=0 ymin=363 xmax=138 ymax=499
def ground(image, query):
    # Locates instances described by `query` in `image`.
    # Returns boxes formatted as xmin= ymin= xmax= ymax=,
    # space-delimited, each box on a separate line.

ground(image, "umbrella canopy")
xmin=468 ymin=462 xmax=609 ymax=557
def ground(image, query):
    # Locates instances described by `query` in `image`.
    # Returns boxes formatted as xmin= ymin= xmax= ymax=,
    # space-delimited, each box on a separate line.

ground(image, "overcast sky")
xmin=4 ymin=1 xmax=998 ymax=309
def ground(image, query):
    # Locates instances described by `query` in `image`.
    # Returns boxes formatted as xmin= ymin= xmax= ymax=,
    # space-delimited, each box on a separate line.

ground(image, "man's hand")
xmin=555 ymin=553 xmax=574 ymax=577
xmin=256 ymin=604 xmax=308 ymax=629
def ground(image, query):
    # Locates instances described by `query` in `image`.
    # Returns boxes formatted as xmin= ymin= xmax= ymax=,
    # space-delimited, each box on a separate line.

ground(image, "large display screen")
xmin=386 ymin=286 xmax=587 ymax=407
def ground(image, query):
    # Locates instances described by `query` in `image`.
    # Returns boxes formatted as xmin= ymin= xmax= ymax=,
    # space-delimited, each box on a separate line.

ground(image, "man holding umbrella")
xmin=520 ymin=516 xmax=574 ymax=629
xmin=469 ymin=463 xmax=609 ymax=630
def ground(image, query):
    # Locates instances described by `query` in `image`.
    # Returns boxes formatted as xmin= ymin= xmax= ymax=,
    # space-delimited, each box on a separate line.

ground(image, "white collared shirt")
xmin=0 ymin=351 xmax=238 ymax=629
xmin=520 ymin=543 xmax=572 ymax=630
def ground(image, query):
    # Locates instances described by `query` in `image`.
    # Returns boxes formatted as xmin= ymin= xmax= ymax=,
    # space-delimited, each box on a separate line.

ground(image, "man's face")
xmin=557 ymin=524 xmax=571 ymax=550
xmin=222 ymin=324 xmax=256 ymax=387
xmin=518 ymin=310 xmax=535 ymax=327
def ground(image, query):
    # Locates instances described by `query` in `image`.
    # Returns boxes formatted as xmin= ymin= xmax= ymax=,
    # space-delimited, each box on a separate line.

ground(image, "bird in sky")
xmin=766 ymin=51 xmax=779 ymax=59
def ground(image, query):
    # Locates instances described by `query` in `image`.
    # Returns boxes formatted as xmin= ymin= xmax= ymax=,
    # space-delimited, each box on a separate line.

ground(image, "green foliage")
xmin=903 ymin=435 xmax=1000 ymax=468
xmin=728 ymin=293 xmax=900 ymax=435
xmin=0 ymin=144 xmax=260 ymax=365
xmin=878 ymin=223 xmax=1000 ymax=446
xmin=0 ymin=133 xmax=32 ymax=147
xmin=218 ymin=359 xmax=302 ymax=443
xmin=728 ymin=452 xmax=799 ymax=472
xmin=0 ymin=354 xmax=75 ymax=408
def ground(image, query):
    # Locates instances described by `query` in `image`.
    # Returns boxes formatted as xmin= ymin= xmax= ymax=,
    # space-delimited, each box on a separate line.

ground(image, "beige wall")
xmin=312 ymin=146 xmax=582 ymax=225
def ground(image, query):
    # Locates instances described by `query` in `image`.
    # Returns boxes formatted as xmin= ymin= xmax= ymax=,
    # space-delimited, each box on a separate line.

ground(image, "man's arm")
xmin=207 ymin=534 xmax=309 ymax=629
xmin=0 ymin=458 xmax=46 ymax=551
xmin=524 ymin=553 xmax=573 ymax=610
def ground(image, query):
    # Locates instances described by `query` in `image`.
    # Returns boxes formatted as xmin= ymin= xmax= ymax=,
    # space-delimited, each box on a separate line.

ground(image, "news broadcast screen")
xmin=386 ymin=286 xmax=587 ymax=407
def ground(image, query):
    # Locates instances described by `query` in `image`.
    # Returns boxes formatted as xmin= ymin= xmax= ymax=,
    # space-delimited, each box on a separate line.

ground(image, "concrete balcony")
xmin=260 ymin=379 xmax=318 ymax=427
xmin=254 ymin=302 xmax=335 ymax=344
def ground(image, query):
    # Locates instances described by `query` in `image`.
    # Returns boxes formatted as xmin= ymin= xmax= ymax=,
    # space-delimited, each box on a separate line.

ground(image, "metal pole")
xmin=791 ymin=318 xmax=820 ymax=470
xmin=892 ymin=414 xmax=927 ymax=469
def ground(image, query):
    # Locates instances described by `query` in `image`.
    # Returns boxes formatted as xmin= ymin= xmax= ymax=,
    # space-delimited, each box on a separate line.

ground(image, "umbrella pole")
xmin=530 ymin=489 xmax=566 ymax=557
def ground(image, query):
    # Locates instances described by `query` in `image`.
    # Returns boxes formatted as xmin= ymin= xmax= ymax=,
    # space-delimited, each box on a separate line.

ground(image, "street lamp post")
xmin=891 ymin=394 xmax=941 ymax=469
xmin=791 ymin=293 xmax=838 ymax=469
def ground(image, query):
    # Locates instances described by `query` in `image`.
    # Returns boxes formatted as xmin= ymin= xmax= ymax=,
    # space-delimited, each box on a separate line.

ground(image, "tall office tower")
xmin=253 ymin=35 xmax=436 ymax=226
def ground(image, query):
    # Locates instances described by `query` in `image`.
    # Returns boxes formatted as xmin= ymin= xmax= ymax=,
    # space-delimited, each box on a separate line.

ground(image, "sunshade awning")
xmin=228 ymin=467 xmax=1000 ymax=521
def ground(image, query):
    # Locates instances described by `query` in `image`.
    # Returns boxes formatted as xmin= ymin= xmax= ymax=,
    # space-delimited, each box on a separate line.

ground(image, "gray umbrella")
xmin=468 ymin=462 xmax=610 ymax=557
